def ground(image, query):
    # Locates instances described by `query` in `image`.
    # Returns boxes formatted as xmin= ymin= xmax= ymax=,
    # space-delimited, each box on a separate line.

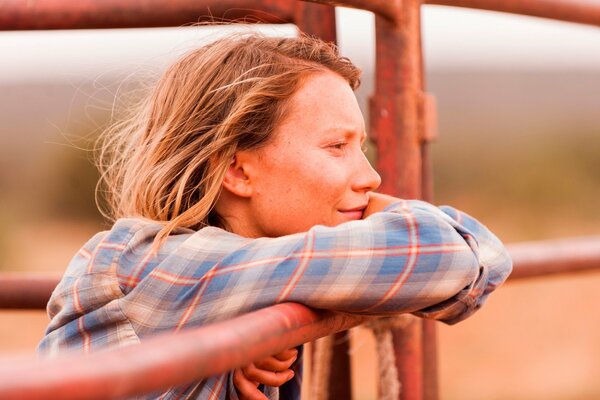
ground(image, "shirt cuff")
xmin=412 ymin=264 xmax=489 ymax=325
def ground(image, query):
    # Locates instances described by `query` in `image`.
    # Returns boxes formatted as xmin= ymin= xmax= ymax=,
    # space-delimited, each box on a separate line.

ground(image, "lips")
xmin=338 ymin=205 xmax=367 ymax=220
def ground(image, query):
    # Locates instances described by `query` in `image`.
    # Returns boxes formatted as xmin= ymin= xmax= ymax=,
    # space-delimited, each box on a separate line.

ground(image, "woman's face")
xmin=230 ymin=71 xmax=381 ymax=237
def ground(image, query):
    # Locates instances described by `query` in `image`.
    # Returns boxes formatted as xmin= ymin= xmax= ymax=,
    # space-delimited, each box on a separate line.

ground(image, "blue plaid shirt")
xmin=39 ymin=200 xmax=512 ymax=399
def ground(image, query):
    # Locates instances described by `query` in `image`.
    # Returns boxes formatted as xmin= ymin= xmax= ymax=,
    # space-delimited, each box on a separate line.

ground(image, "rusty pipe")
xmin=425 ymin=0 xmax=600 ymax=27
xmin=368 ymin=0 xmax=428 ymax=398
xmin=0 ymin=272 xmax=61 ymax=309
xmin=301 ymin=0 xmax=399 ymax=22
xmin=4 ymin=0 xmax=599 ymax=31
xmin=507 ymin=235 xmax=600 ymax=281
xmin=0 ymin=303 xmax=366 ymax=400
xmin=0 ymin=0 xmax=296 ymax=30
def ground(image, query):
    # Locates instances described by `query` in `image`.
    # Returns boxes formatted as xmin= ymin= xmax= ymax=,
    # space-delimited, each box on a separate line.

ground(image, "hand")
xmin=363 ymin=192 xmax=402 ymax=219
xmin=233 ymin=348 xmax=298 ymax=400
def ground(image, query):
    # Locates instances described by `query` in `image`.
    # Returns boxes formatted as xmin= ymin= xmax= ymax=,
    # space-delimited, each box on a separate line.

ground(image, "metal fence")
xmin=1 ymin=0 xmax=599 ymax=399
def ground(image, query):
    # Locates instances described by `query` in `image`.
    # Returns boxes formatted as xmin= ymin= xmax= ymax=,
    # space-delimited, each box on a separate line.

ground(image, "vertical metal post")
xmin=370 ymin=0 xmax=423 ymax=199
xmin=370 ymin=0 xmax=439 ymax=399
xmin=422 ymin=320 xmax=439 ymax=400
xmin=328 ymin=331 xmax=353 ymax=399
xmin=417 ymin=3 xmax=439 ymax=398
xmin=294 ymin=2 xmax=337 ymax=42
xmin=393 ymin=319 xmax=424 ymax=399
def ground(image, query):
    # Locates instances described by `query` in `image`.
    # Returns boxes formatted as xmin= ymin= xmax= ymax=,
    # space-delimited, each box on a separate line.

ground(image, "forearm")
xmin=207 ymin=199 xmax=503 ymax=318
xmin=286 ymin=195 xmax=512 ymax=321
xmin=116 ymin=199 xmax=511 ymax=333
xmin=284 ymin=199 xmax=484 ymax=314
xmin=363 ymin=193 xmax=512 ymax=323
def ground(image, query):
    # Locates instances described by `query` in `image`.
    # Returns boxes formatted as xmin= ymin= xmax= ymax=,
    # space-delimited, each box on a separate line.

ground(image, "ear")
xmin=221 ymin=154 xmax=253 ymax=198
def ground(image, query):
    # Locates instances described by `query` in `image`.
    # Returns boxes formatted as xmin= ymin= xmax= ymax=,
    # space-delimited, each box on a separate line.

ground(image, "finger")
xmin=273 ymin=348 xmax=298 ymax=361
xmin=255 ymin=354 xmax=297 ymax=372
xmin=233 ymin=368 xmax=267 ymax=400
xmin=242 ymin=363 xmax=295 ymax=387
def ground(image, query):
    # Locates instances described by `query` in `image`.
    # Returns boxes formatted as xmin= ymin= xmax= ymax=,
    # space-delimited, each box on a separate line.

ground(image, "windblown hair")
xmin=96 ymin=32 xmax=361 ymax=242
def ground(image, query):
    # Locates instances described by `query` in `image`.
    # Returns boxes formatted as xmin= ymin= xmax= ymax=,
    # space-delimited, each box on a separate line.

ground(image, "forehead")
xmin=274 ymin=71 xmax=365 ymax=142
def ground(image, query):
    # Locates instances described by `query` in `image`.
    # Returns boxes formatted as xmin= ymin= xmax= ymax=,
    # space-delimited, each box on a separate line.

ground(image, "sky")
xmin=1 ymin=5 xmax=600 ymax=83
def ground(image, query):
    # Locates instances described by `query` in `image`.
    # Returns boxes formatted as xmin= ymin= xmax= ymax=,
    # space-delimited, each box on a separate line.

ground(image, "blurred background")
xmin=1 ymin=5 xmax=599 ymax=400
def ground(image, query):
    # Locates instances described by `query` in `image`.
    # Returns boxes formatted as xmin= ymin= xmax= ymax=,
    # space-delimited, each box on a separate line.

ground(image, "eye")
xmin=330 ymin=142 xmax=347 ymax=150
xmin=326 ymin=141 xmax=349 ymax=154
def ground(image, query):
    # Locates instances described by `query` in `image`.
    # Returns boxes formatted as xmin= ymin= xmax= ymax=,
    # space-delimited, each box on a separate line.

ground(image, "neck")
xmin=214 ymin=192 xmax=262 ymax=238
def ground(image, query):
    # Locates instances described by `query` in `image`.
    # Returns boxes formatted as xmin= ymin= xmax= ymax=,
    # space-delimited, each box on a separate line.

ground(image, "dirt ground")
xmin=348 ymin=272 xmax=600 ymax=400
xmin=1 ymin=221 xmax=599 ymax=400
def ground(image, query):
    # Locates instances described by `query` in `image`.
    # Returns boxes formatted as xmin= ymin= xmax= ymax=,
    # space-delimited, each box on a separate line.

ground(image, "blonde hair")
xmin=96 ymin=32 xmax=361 ymax=243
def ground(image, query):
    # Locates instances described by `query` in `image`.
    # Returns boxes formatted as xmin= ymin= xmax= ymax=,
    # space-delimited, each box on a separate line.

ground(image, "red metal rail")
xmin=425 ymin=0 xmax=600 ymax=27
xmin=0 ymin=303 xmax=367 ymax=400
xmin=506 ymin=236 xmax=600 ymax=280
xmin=4 ymin=0 xmax=599 ymax=29
xmin=0 ymin=273 xmax=59 ymax=310
xmin=305 ymin=0 xmax=398 ymax=21
xmin=0 ymin=0 xmax=295 ymax=30
xmin=0 ymin=0 xmax=334 ymax=36
xmin=308 ymin=0 xmax=600 ymax=27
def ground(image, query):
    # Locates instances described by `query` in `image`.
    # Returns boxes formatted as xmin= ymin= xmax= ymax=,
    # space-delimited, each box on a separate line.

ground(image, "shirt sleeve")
xmin=410 ymin=204 xmax=513 ymax=324
xmin=39 ymin=200 xmax=511 ymax=399
xmin=117 ymin=199 xmax=512 ymax=336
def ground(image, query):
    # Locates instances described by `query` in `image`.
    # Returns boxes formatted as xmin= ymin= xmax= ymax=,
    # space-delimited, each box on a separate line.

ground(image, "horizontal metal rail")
xmin=0 ymin=272 xmax=60 ymax=310
xmin=3 ymin=0 xmax=600 ymax=31
xmin=0 ymin=0 xmax=296 ymax=30
xmin=1 ymin=236 xmax=599 ymax=310
xmin=0 ymin=303 xmax=366 ymax=400
xmin=303 ymin=0 xmax=398 ymax=21
xmin=425 ymin=0 xmax=600 ymax=27
xmin=307 ymin=0 xmax=600 ymax=27
xmin=506 ymin=235 xmax=600 ymax=280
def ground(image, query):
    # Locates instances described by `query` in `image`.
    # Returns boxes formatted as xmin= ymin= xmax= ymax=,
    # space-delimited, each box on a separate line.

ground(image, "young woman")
xmin=38 ymin=33 xmax=512 ymax=399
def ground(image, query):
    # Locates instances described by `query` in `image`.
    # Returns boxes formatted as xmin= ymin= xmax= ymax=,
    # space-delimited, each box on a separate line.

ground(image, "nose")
xmin=352 ymin=151 xmax=381 ymax=193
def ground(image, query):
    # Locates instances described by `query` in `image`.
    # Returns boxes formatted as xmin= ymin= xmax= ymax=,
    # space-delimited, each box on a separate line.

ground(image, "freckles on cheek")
xmin=306 ymin=157 xmax=345 ymax=186
xmin=316 ymin=163 xmax=347 ymax=187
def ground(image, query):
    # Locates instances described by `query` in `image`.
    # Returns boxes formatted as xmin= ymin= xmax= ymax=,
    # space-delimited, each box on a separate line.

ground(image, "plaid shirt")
xmin=39 ymin=200 xmax=512 ymax=399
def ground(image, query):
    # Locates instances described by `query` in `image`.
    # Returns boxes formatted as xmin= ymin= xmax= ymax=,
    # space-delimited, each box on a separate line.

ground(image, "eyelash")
xmin=330 ymin=142 xmax=347 ymax=150
xmin=327 ymin=142 xmax=369 ymax=154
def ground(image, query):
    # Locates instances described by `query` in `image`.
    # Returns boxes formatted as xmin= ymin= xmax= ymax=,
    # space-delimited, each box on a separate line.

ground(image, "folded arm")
xmin=116 ymin=196 xmax=511 ymax=333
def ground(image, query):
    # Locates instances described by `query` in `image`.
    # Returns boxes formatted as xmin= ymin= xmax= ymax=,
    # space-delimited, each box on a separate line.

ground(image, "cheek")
xmin=254 ymin=156 xmax=352 ymax=235
xmin=260 ymin=150 xmax=351 ymax=208
xmin=303 ymin=158 xmax=351 ymax=199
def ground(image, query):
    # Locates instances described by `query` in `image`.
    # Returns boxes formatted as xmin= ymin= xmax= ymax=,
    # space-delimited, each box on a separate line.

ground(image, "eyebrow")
xmin=323 ymin=127 xmax=368 ymax=142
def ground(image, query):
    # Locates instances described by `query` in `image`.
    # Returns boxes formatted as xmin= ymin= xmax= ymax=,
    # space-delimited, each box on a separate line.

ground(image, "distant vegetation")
xmin=429 ymin=70 xmax=600 ymax=242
